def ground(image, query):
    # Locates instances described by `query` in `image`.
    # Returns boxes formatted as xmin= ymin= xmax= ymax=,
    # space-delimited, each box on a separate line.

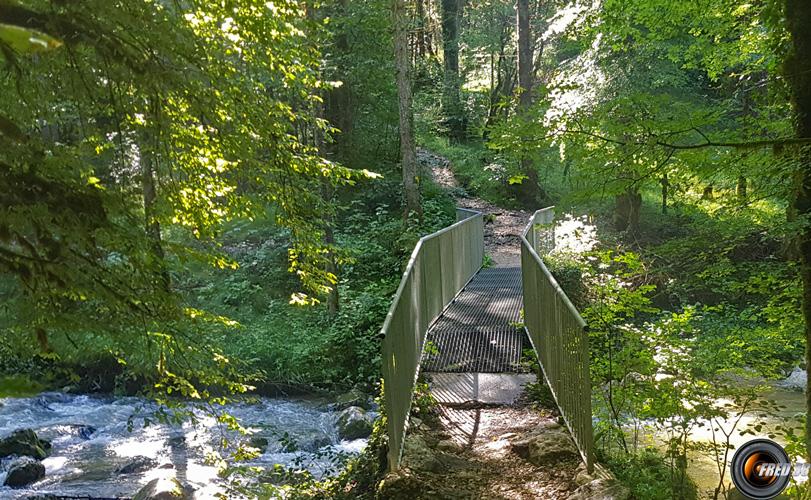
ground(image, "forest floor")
xmin=381 ymin=150 xmax=601 ymax=499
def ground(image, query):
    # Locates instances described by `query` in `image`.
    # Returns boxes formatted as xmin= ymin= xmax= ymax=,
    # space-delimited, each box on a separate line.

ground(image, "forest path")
xmin=384 ymin=149 xmax=586 ymax=499
xmin=418 ymin=148 xmax=530 ymax=267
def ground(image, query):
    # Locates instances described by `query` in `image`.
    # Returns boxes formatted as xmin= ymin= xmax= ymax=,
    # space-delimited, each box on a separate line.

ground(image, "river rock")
xmin=247 ymin=436 xmax=269 ymax=453
xmin=116 ymin=455 xmax=158 ymax=474
xmin=75 ymin=425 xmax=96 ymax=440
xmin=510 ymin=428 xmax=579 ymax=466
xmin=779 ymin=367 xmax=806 ymax=391
xmin=133 ymin=477 xmax=192 ymax=500
xmin=329 ymin=389 xmax=371 ymax=411
xmin=336 ymin=406 xmax=373 ymax=440
xmin=567 ymin=478 xmax=630 ymax=500
xmin=377 ymin=469 xmax=430 ymax=499
xmin=300 ymin=435 xmax=332 ymax=452
xmin=167 ymin=435 xmax=186 ymax=447
xmin=57 ymin=424 xmax=96 ymax=440
xmin=0 ymin=429 xmax=50 ymax=460
xmin=4 ymin=456 xmax=45 ymax=487
xmin=401 ymin=434 xmax=442 ymax=472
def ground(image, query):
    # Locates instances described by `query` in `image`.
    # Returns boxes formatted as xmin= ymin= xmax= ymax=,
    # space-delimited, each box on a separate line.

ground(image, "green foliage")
xmin=602 ymin=448 xmax=697 ymax=500
xmin=0 ymin=0 xmax=381 ymax=400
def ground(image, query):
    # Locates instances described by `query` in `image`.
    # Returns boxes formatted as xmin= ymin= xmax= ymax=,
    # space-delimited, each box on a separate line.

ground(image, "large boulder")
xmin=329 ymin=389 xmax=372 ymax=411
xmin=336 ymin=406 xmax=373 ymax=440
xmin=4 ymin=456 xmax=45 ymax=488
xmin=401 ymin=434 xmax=442 ymax=473
xmin=133 ymin=477 xmax=192 ymax=500
xmin=510 ymin=427 xmax=579 ymax=466
xmin=567 ymin=478 xmax=630 ymax=500
xmin=0 ymin=429 xmax=50 ymax=460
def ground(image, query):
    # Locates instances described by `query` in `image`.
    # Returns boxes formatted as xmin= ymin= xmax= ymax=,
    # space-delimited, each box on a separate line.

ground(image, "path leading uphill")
xmin=418 ymin=149 xmax=530 ymax=267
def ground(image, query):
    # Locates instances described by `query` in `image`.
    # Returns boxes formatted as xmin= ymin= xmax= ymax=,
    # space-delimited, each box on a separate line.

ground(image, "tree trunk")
xmin=517 ymin=0 xmax=533 ymax=111
xmin=736 ymin=175 xmax=747 ymax=200
xmin=394 ymin=0 xmax=421 ymax=221
xmin=440 ymin=0 xmax=465 ymax=142
xmin=785 ymin=0 xmax=811 ymax=459
xmin=614 ymin=187 xmax=641 ymax=233
xmin=511 ymin=0 xmax=545 ymax=208
xmin=324 ymin=212 xmax=339 ymax=315
xmin=660 ymin=174 xmax=669 ymax=214
xmin=416 ymin=0 xmax=426 ymax=59
xmin=484 ymin=17 xmax=515 ymax=137
xmin=140 ymin=121 xmax=169 ymax=291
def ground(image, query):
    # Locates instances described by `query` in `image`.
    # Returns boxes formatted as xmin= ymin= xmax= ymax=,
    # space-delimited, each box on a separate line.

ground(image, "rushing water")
xmin=684 ymin=387 xmax=806 ymax=496
xmin=0 ymin=393 xmax=368 ymax=498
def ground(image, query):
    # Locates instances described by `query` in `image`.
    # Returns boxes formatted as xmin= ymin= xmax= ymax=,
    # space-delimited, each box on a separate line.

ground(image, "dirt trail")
xmin=418 ymin=148 xmax=530 ymax=267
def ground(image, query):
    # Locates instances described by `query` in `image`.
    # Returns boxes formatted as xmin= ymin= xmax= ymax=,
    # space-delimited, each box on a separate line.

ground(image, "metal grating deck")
xmin=422 ymin=267 xmax=528 ymax=373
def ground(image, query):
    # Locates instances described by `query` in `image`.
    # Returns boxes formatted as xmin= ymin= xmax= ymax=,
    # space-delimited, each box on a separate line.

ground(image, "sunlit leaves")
xmin=0 ymin=23 xmax=61 ymax=54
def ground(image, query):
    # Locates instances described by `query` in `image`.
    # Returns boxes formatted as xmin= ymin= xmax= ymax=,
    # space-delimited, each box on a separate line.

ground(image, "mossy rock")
xmin=0 ymin=429 xmax=50 ymax=460
xmin=337 ymin=406 xmax=373 ymax=440
xmin=4 ymin=456 xmax=45 ymax=487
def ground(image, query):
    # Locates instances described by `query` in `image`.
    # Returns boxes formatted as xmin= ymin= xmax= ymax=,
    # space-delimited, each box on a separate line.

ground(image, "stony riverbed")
xmin=0 ymin=392 xmax=372 ymax=498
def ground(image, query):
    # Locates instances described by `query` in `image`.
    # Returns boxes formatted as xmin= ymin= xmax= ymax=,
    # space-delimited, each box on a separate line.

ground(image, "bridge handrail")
xmin=520 ymin=206 xmax=594 ymax=472
xmin=381 ymin=207 xmax=484 ymax=471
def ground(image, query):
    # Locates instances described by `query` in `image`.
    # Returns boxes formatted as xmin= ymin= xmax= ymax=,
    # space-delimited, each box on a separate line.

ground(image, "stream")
xmin=686 ymin=386 xmax=806 ymax=496
xmin=0 ymin=393 xmax=368 ymax=498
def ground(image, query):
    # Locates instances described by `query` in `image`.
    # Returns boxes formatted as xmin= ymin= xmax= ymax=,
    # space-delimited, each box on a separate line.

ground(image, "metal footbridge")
xmin=381 ymin=207 xmax=593 ymax=472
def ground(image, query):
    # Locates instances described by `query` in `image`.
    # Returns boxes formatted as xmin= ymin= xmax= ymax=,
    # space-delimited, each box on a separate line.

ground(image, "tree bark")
xmin=440 ymin=0 xmax=465 ymax=142
xmin=614 ymin=187 xmax=641 ymax=233
xmin=394 ymin=0 xmax=421 ymax=221
xmin=511 ymin=0 xmax=545 ymax=208
xmin=517 ymin=0 xmax=533 ymax=111
xmin=785 ymin=0 xmax=811 ymax=458
xmin=416 ymin=0 xmax=426 ymax=58
xmin=736 ymin=175 xmax=747 ymax=200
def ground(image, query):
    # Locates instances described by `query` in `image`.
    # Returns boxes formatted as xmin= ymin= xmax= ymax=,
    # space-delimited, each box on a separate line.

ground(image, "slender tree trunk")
xmin=517 ymin=0 xmax=532 ymax=111
xmin=140 ymin=116 xmax=169 ymax=291
xmin=321 ymin=0 xmax=352 ymax=315
xmin=440 ymin=0 xmax=465 ymax=142
xmin=512 ymin=0 xmax=545 ymax=207
xmin=660 ymin=174 xmax=669 ymax=214
xmin=736 ymin=176 xmax=747 ymax=200
xmin=416 ymin=0 xmax=426 ymax=58
xmin=484 ymin=17 xmax=513 ymax=136
xmin=785 ymin=0 xmax=811 ymax=459
xmin=322 ymin=187 xmax=339 ymax=315
xmin=394 ymin=0 xmax=421 ymax=221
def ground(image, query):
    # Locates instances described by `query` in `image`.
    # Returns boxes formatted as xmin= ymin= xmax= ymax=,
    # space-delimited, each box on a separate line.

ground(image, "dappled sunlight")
xmin=550 ymin=213 xmax=599 ymax=254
